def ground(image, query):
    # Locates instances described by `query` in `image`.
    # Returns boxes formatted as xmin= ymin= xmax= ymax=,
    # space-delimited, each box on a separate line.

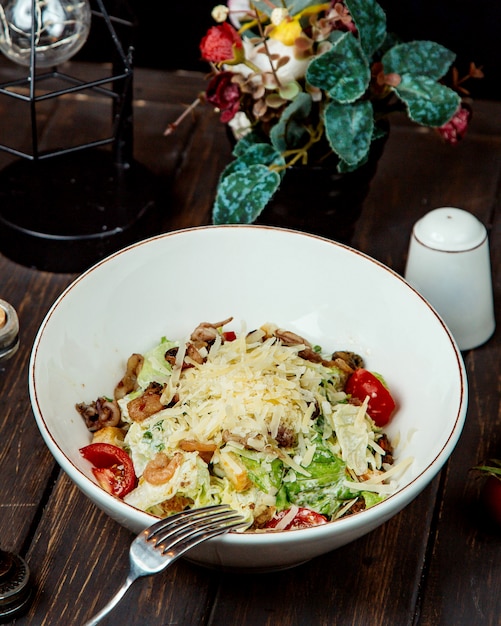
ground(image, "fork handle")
xmin=83 ymin=574 xmax=137 ymax=626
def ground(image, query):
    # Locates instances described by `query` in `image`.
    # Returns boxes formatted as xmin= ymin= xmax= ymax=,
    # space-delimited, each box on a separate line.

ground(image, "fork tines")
xmin=144 ymin=505 xmax=247 ymax=552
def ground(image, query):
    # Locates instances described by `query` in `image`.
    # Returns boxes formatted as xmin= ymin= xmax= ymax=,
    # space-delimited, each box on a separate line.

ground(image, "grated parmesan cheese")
xmin=156 ymin=334 xmax=325 ymax=448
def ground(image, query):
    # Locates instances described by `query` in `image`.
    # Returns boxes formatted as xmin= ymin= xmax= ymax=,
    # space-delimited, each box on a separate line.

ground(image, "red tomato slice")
xmin=345 ymin=368 xmax=396 ymax=427
xmin=80 ymin=442 xmax=137 ymax=498
xmin=223 ymin=331 xmax=236 ymax=341
xmin=265 ymin=507 xmax=328 ymax=530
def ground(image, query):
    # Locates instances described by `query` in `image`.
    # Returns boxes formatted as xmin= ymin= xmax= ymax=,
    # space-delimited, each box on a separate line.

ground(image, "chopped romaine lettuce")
xmin=361 ymin=490 xmax=386 ymax=509
xmin=136 ymin=337 xmax=176 ymax=389
xmin=238 ymin=451 xmax=284 ymax=495
xmin=280 ymin=434 xmax=358 ymax=517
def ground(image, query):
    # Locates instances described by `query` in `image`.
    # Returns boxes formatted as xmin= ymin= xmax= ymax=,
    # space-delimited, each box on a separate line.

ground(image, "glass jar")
xmin=0 ymin=0 xmax=92 ymax=67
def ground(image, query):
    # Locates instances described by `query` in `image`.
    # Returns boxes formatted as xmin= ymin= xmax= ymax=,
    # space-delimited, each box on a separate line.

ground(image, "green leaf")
xmin=225 ymin=142 xmax=284 ymax=174
xmin=232 ymin=131 xmax=266 ymax=157
xmin=270 ymin=92 xmax=312 ymax=152
xmin=394 ymin=74 xmax=461 ymax=126
xmin=239 ymin=454 xmax=284 ymax=494
xmin=284 ymin=436 xmax=357 ymax=517
xmin=212 ymin=164 xmax=281 ymax=224
xmin=473 ymin=459 xmax=501 ymax=477
xmin=382 ymin=41 xmax=456 ymax=80
xmin=218 ymin=143 xmax=285 ymax=196
xmin=337 ymin=121 xmax=388 ymax=172
xmin=345 ymin=0 xmax=387 ymax=59
xmin=277 ymin=81 xmax=301 ymax=101
xmin=362 ymin=491 xmax=386 ymax=508
xmin=306 ymin=32 xmax=370 ymax=103
xmin=323 ymin=100 xmax=374 ymax=166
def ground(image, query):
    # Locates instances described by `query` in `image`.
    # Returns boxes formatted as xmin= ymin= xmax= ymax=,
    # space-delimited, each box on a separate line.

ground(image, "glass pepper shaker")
xmin=0 ymin=550 xmax=32 ymax=622
xmin=0 ymin=299 xmax=19 ymax=362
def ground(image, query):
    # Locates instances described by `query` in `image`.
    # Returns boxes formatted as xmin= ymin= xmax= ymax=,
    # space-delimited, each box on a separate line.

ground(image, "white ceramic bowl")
xmin=29 ymin=226 xmax=467 ymax=572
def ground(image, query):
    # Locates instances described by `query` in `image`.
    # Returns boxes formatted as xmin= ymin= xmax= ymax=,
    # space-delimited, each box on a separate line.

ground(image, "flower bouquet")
xmin=167 ymin=0 xmax=481 ymax=226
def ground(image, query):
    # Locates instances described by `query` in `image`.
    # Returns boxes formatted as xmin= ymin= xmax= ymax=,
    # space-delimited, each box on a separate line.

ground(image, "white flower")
xmin=227 ymin=0 xmax=251 ymax=28
xmin=271 ymin=8 xmax=289 ymax=26
xmin=228 ymin=111 xmax=252 ymax=140
xmin=212 ymin=5 xmax=229 ymax=22
xmin=229 ymin=38 xmax=309 ymax=86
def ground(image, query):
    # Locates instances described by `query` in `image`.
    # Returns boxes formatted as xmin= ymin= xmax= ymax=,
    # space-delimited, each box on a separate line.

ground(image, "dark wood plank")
xmin=17 ymin=474 xmax=219 ymax=625
xmin=0 ymin=265 xmax=74 ymax=553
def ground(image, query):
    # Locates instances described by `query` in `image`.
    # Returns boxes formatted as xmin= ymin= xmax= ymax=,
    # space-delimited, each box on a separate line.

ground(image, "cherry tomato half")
xmin=345 ymin=368 xmax=396 ymax=427
xmin=265 ymin=507 xmax=328 ymax=530
xmin=482 ymin=475 xmax=501 ymax=527
xmin=80 ymin=442 xmax=137 ymax=498
xmin=223 ymin=331 xmax=237 ymax=341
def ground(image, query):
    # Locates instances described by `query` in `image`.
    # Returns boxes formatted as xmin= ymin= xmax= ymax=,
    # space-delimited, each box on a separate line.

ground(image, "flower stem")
xmin=163 ymin=95 xmax=204 ymax=136
xmin=243 ymin=59 xmax=262 ymax=74
xmin=278 ymin=123 xmax=325 ymax=168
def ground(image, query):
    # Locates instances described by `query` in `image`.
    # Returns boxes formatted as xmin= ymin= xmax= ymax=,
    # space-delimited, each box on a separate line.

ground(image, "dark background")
xmin=81 ymin=1 xmax=500 ymax=100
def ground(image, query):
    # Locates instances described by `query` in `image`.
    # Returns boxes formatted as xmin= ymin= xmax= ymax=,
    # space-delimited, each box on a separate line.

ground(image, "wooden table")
xmin=0 ymin=63 xmax=500 ymax=625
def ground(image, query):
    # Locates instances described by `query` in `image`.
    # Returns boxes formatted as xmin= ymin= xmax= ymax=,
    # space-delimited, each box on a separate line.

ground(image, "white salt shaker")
xmin=404 ymin=207 xmax=495 ymax=350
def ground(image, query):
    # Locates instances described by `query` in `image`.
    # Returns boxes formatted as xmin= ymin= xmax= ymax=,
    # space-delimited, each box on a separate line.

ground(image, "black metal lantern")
xmin=0 ymin=0 xmax=160 ymax=272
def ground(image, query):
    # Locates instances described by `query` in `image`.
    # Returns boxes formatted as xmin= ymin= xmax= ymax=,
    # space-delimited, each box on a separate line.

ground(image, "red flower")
xmin=206 ymin=72 xmax=241 ymax=122
xmin=200 ymin=22 xmax=244 ymax=65
xmin=437 ymin=104 xmax=471 ymax=144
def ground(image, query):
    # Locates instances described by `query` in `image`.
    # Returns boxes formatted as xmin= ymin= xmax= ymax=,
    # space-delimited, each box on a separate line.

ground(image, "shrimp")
xmin=127 ymin=382 xmax=164 ymax=422
xmin=143 ymin=452 xmax=182 ymax=485
xmin=179 ymin=440 xmax=217 ymax=463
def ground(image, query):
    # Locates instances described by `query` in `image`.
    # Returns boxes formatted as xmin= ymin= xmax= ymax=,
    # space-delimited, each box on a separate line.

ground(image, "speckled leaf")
xmin=213 ymin=164 xmax=281 ymax=224
xmin=270 ymin=92 xmax=312 ymax=151
xmin=306 ymin=32 xmax=370 ymax=103
xmin=223 ymin=142 xmax=284 ymax=177
xmin=241 ymin=142 xmax=284 ymax=169
xmin=382 ymin=41 xmax=456 ymax=80
xmin=323 ymin=101 xmax=374 ymax=166
xmin=394 ymin=74 xmax=460 ymax=126
xmin=345 ymin=0 xmax=387 ymax=58
xmin=337 ymin=122 xmax=388 ymax=172
xmin=232 ymin=131 xmax=265 ymax=157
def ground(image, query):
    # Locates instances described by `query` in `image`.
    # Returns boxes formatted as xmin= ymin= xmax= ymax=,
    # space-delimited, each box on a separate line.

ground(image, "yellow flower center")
xmin=268 ymin=3 xmax=331 ymax=46
xmin=269 ymin=18 xmax=302 ymax=46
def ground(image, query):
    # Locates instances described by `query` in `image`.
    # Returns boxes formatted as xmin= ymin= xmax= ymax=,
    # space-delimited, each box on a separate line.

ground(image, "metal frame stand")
xmin=0 ymin=0 xmax=160 ymax=273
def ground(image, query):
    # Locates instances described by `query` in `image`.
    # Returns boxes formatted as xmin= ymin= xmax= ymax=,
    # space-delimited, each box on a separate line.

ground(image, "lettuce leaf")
xmin=237 ymin=450 xmax=284 ymax=495
xmin=280 ymin=435 xmax=358 ymax=517
xmin=136 ymin=337 xmax=176 ymax=388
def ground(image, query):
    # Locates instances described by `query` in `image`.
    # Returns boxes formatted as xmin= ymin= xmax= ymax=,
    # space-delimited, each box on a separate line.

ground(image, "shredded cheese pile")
xmin=160 ymin=332 xmax=324 ymax=444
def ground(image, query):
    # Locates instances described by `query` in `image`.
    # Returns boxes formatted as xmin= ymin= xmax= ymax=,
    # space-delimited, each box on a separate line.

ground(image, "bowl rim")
xmin=29 ymin=224 xmax=468 ymax=542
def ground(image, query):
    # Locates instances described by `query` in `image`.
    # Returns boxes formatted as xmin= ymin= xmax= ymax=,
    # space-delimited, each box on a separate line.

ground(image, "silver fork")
xmin=83 ymin=504 xmax=247 ymax=626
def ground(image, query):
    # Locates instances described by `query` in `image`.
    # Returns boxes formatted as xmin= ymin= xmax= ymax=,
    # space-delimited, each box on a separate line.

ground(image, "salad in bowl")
xmin=77 ymin=317 xmax=409 ymax=531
